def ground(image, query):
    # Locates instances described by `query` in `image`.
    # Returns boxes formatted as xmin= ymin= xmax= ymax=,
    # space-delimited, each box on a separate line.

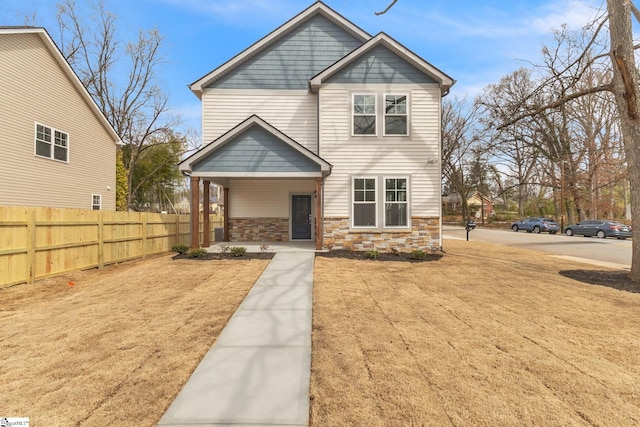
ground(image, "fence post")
xmin=142 ymin=212 xmax=147 ymax=257
xmin=27 ymin=209 xmax=36 ymax=284
xmin=175 ymin=215 xmax=180 ymax=247
xmin=98 ymin=211 xmax=104 ymax=269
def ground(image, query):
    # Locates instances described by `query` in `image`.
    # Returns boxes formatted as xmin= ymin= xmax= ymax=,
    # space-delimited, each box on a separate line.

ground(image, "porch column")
xmin=315 ymin=177 xmax=322 ymax=250
xmin=203 ymin=180 xmax=211 ymax=247
xmin=190 ymin=176 xmax=200 ymax=248
xmin=223 ymin=186 xmax=230 ymax=242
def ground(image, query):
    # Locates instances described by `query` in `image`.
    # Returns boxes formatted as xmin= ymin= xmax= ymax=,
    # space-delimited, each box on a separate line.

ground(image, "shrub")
xmin=230 ymin=246 xmax=247 ymax=257
xmin=410 ymin=249 xmax=426 ymax=260
xmin=364 ymin=250 xmax=379 ymax=260
xmin=172 ymin=244 xmax=189 ymax=254
xmin=187 ymin=248 xmax=208 ymax=258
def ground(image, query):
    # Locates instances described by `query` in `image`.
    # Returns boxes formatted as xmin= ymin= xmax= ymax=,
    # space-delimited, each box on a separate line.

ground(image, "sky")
xmin=1 ymin=0 xmax=608 ymax=137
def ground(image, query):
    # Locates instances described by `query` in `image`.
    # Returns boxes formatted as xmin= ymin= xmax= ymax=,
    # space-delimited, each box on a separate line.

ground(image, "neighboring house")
xmin=443 ymin=191 xmax=494 ymax=218
xmin=179 ymin=1 xmax=454 ymax=251
xmin=0 ymin=27 xmax=121 ymax=210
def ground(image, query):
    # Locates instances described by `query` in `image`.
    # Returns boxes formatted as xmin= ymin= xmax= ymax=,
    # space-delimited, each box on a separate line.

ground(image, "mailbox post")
xmin=466 ymin=219 xmax=476 ymax=241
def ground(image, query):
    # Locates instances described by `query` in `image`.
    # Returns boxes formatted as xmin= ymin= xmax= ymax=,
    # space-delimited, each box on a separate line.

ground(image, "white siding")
xmin=229 ymin=179 xmax=315 ymax=218
xmin=202 ymin=88 xmax=318 ymax=153
xmin=319 ymin=83 xmax=442 ymax=217
xmin=0 ymin=33 xmax=117 ymax=210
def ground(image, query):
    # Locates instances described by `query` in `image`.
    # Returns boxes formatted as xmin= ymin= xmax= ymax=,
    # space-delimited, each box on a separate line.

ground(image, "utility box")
xmin=214 ymin=227 xmax=224 ymax=242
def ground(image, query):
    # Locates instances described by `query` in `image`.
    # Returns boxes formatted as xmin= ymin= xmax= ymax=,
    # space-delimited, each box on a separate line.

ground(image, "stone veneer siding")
xmin=228 ymin=217 xmax=289 ymax=241
xmin=323 ymin=217 xmax=440 ymax=252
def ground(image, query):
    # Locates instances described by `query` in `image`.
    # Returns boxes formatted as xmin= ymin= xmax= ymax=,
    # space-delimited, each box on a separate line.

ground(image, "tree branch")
xmin=375 ymin=0 xmax=398 ymax=15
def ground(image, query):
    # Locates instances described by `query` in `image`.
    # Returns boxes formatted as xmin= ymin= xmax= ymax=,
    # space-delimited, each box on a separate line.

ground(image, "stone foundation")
xmin=323 ymin=217 xmax=440 ymax=252
xmin=228 ymin=217 xmax=289 ymax=242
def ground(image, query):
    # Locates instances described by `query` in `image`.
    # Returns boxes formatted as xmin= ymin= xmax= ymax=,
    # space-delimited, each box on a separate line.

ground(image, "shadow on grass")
xmin=560 ymin=270 xmax=640 ymax=293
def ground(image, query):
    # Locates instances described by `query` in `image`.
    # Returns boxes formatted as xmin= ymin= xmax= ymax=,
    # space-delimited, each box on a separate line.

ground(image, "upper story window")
xmin=35 ymin=123 xmax=68 ymax=162
xmin=353 ymin=94 xmax=376 ymax=135
xmin=384 ymin=94 xmax=408 ymax=135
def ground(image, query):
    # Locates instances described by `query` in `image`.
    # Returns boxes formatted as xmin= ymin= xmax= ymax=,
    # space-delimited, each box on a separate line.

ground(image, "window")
xmin=353 ymin=178 xmax=376 ymax=227
xmin=384 ymin=94 xmax=408 ymax=135
xmin=384 ymin=178 xmax=408 ymax=226
xmin=353 ymin=94 xmax=376 ymax=135
xmin=35 ymin=124 xmax=68 ymax=162
xmin=92 ymin=194 xmax=102 ymax=211
xmin=352 ymin=177 xmax=410 ymax=229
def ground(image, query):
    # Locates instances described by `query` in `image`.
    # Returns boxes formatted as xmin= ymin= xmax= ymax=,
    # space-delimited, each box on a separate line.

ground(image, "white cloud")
xmin=531 ymin=0 xmax=605 ymax=34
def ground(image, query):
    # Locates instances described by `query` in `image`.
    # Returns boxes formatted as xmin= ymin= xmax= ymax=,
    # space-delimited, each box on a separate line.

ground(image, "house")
xmin=443 ymin=191 xmax=494 ymax=218
xmin=179 ymin=1 xmax=454 ymax=251
xmin=0 ymin=27 xmax=121 ymax=210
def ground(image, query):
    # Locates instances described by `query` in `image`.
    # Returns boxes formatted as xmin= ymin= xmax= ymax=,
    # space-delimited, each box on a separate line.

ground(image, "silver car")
xmin=564 ymin=220 xmax=632 ymax=239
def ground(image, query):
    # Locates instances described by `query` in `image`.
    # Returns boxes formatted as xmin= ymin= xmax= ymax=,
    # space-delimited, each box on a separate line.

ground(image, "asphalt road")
xmin=443 ymin=225 xmax=632 ymax=269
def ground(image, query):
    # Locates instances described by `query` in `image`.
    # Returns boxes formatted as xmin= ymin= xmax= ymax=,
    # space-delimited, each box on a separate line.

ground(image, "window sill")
xmin=349 ymin=227 xmax=412 ymax=233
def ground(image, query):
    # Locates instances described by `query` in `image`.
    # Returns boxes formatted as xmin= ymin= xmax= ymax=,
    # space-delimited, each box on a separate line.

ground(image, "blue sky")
xmin=2 ymin=0 xmax=606 ymax=136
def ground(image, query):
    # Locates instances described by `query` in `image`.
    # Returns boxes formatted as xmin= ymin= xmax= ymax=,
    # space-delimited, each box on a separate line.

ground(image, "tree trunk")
xmin=607 ymin=0 xmax=640 ymax=280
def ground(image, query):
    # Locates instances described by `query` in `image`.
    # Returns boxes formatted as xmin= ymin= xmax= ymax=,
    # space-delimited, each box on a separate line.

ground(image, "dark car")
xmin=564 ymin=220 xmax=632 ymax=239
xmin=510 ymin=217 xmax=560 ymax=234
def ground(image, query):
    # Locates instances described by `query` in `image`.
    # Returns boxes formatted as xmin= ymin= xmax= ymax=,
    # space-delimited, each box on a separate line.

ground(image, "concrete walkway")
xmin=158 ymin=250 xmax=314 ymax=427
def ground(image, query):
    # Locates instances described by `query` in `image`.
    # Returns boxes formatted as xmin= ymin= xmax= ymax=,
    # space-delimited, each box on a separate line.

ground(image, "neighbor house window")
xmin=353 ymin=178 xmax=376 ymax=227
xmin=384 ymin=94 xmax=408 ymax=135
xmin=35 ymin=123 xmax=68 ymax=162
xmin=92 ymin=194 xmax=102 ymax=210
xmin=353 ymin=94 xmax=376 ymax=135
xmin=384 ymin=178 xmax=408 ymax=226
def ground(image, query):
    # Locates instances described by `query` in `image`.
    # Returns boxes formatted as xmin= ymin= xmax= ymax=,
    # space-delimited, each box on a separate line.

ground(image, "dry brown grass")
xmin=311 ymin=239 xmax=640 ymax=426
xmin=3 ymin=242 xmax=640 ymax=426
xmin=0 ymin=254 xmax=269 ymax=426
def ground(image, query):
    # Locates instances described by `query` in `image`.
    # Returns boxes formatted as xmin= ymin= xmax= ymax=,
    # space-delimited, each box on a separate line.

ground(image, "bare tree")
xmin=56 ymin=0 xmax=182 ymax=210
xmin=442 ymin=97 xmax=485 ymax=220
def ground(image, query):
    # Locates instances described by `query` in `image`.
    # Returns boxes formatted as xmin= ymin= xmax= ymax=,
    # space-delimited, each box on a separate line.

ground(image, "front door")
xmin=291 ymin=195 xmax=312 ymax=240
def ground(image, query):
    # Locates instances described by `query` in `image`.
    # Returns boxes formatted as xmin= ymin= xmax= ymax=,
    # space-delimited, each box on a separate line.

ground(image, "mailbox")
xmin=465 ymin=219 xmax=476 ymax=241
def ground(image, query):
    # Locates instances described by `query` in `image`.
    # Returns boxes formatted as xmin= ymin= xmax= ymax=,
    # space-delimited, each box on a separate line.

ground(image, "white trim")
xmin=351 ymin=93 xmax=377 ymax=137
xmin=179 ymin=115 xmax=331 ymax=174
xmin=190 ymin=171 xmax=324 ymax=178
xmin=310 ymin=33 xmax=455 ymax=94
xmin=189 ymin=2 xmax=370 ymax=98
xmin=0 ymin=27 xmax=122 ymax=146
xmin=382 ymin=93 xmax=410 ymax=137
xmin=382 ymin=176 xmax=411 ymax=229
xmin=34 ymin=122 xmax=69 ymax=163
xmin=91 ymin=194 xmax=102 ymax=210
xmin=351 ymin=176 xmax=377 ymax=229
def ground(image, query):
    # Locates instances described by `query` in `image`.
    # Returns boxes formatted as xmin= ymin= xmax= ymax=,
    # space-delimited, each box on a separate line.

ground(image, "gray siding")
xmin=326 ymin=45 xmax=437 ymax=84
xmin=211 ymin=15 xmax=362 ymax=90
xmin=193 ymin=125 xmax=320 ymax=173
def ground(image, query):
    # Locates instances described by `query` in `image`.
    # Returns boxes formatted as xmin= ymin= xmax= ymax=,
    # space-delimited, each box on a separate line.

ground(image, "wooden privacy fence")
xmin=0 ymin=207 xmax=222 ymax=288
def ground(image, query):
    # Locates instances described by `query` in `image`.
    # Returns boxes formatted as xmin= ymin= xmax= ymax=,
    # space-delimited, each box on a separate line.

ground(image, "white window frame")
xmin=92 ymin=194 xmax=102 ymax=211
xmin=352 ymin=176 xmax=377 ymax=228
xmin=383 ymin=176 xmax=410 ymax=228
xmin=383 ymin=93 xmax=409 ymax=136
xmin=352 ymin=93 xmax=377 ymax=136
xmin=35 ymin=123 xmax=69 ymax=162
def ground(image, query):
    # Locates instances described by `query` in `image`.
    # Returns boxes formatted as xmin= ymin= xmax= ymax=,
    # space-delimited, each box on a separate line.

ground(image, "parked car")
xmin=510 ymin=217 xmax=560 ymax=234
xmin=564 ymin=220 xmax=632 ymax=239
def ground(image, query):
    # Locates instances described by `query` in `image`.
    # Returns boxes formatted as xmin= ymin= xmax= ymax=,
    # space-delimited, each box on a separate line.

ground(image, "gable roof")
xmin=179 ymin=114 xmax=332 ymax=176
xmin=310 ymin=32 xmax=455 ymax=94
xmin=0 ymin=26 xmax=122 ymax=145
xmin=188 ymin=1 xmax=370 ymax=98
